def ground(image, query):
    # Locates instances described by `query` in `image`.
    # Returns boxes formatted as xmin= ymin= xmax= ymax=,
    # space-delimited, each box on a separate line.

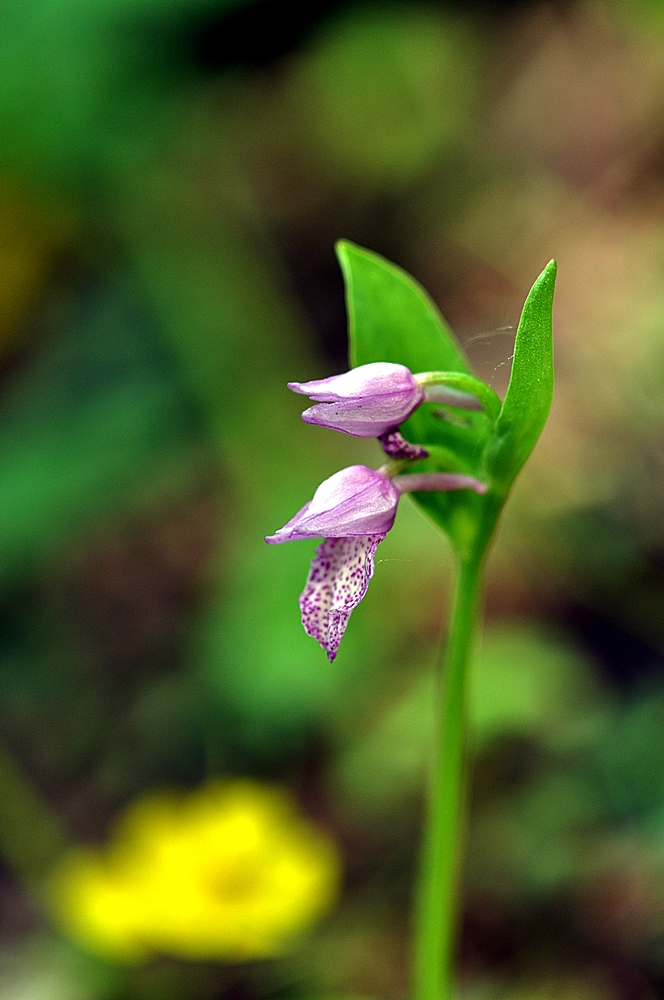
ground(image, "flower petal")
xmin=288 ymin=363 xmax=416 ymax=402
xmin=299 ymin=535 xmax=384 ymax=661
xmin=265 ymin=466 xmax=399 ymax=542
xmin=300 ymin=396 xmax=420 ymax=437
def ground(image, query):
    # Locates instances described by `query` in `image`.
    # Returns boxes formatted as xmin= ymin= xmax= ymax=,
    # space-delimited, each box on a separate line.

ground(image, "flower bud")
xmin=288 ymin=363 xmax=424 ymax=437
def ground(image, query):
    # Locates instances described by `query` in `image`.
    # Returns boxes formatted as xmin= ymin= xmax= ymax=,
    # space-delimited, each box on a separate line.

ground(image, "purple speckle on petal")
xmin=378 ymin=429 xmax=429 ymax=460
xmin=299 ymin=534 xmax=385 ymax=661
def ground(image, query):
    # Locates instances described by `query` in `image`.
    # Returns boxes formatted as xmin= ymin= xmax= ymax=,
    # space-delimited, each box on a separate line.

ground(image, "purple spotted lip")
xmin=266 ymin=465 xmax=486 ymax=661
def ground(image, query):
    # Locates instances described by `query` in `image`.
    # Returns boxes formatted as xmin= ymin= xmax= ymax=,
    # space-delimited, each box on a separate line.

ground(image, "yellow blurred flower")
xmin=47 ymin=779 xmax=341 ymax=964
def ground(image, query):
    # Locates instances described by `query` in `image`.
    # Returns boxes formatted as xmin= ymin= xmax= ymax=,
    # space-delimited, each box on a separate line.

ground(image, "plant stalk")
xmin=412 ymin=551 xmax=484 ymax=1000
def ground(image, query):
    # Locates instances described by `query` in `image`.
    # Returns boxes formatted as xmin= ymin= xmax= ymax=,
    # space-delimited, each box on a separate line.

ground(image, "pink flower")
xmin=289 ymin=362 xmax=483 ymax=445
xmin=266 ymin=465 xmax=485 ymax=660
xmin=265 ymin=465 xmax=399 ymax=543
xmin=288 ymin=363 xmax=424 ymax=438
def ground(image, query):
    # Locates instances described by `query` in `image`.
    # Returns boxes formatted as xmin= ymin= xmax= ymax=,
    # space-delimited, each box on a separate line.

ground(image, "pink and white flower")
xmin=266 ymin=465 xmax=485 ymax=661
xmin=288 ymin=363 xmax=423 ymax=438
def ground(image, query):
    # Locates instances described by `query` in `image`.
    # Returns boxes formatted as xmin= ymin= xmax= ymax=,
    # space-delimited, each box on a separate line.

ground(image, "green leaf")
xmin=485 ymin=261 xmax=557 ymax=492
xmin=336 ymin=240 xmax=470 ymax=374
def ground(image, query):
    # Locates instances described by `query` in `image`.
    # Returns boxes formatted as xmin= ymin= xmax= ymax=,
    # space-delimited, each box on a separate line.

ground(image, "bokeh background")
xmin=3 ymin=0 xmax=664 ymax=997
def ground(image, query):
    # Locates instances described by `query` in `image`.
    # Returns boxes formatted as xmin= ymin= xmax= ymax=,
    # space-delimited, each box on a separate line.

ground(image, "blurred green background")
xmin=3 ymin=0 xmax=664 ymax=997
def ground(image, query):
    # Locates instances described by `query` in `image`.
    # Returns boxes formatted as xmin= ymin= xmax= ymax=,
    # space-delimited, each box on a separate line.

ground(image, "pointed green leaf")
xmin=336 ymin=240 xmax=471 ymax=374
xmin=485 ymin=261 xmax=556 ymax=492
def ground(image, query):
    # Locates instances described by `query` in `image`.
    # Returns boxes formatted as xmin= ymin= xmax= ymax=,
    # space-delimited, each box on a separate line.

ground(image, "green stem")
xmin=416 ymin=372 xmax=501 ymax=423
xmin=413 ymin=550 xmax=484 ymax=1000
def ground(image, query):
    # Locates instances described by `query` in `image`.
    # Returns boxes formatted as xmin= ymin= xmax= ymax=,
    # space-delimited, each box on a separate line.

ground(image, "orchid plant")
xmin=267 ymin=242 xmax=556 ymax=1000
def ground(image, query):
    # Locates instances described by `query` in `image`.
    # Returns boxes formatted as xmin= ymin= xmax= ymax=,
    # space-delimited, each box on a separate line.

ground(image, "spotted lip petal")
xmin=288 ymin=362 xmax=424 ymax=438
xmin=299 ymin=535 xmax=384 ymax=661
xmin=265 ymin=466 xmax=400 ymax=543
